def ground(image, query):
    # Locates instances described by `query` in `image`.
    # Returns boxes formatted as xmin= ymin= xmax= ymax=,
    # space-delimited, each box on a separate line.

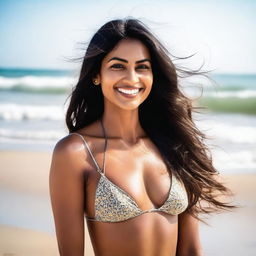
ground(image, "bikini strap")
xmin=70 ymin=119 xmax=107 ymax=175
xmin=100 ymin=118 xmax=108 ymax=175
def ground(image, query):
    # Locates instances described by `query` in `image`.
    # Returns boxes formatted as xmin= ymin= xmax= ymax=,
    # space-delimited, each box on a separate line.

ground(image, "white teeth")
xmin=116 ymin=88 xmax=140 ymax=95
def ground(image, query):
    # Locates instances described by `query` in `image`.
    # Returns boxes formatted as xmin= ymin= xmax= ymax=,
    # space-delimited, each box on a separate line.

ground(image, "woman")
xmin=49 ymin=18 xmax=234 ymax=256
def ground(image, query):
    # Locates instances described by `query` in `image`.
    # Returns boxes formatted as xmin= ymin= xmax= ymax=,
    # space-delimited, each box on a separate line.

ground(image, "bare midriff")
xmin=86 ymin=213 xmax=178 ymax=256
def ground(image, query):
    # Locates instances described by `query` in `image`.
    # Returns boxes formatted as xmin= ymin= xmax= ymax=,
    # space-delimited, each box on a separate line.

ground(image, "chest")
xmin=85 ymin=145 xmax=172 ymax=213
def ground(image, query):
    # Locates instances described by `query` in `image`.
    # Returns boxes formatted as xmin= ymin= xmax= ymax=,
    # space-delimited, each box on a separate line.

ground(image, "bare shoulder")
xmin=53 ymin=133 xmax=84 ymax=154
xmin=50 ymin=133 xmax=91 ymax=177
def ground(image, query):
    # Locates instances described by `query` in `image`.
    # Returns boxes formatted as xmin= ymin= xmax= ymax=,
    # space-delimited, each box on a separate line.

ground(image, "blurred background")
xmin=0 ymin=0 xmax=255 ymax=255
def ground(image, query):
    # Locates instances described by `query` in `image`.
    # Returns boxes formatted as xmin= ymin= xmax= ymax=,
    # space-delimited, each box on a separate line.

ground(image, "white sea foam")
xmin=180 ymin=85 xmax=256 ymax=99
xmin=205 ymin=90 xmax=256 ymax=98
xmin=0 ymin=128 xmax=66 ymax=141
xmin=195 ymin=118 xmax=256 ymax=144
xmin=212 ymin=149 xmax=256 ymax=173
xmin=193 ymin=114 xmax=256 ymax=173
xmin=0 ymin=103 xmax=65 ymax=121
xmin=0 ymin=76 xmax=75 ymax=89
xmin=209 ymin=123 xmax=256 ymax=144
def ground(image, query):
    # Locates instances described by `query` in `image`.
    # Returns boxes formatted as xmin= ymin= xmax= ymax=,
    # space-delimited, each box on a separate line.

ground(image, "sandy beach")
xmin=0 ymin=151 xmax=255 ymax=256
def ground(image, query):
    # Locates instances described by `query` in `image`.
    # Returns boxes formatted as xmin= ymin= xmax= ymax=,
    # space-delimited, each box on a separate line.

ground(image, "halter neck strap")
xmin=100 ymin=118 xmax=108 ymax=175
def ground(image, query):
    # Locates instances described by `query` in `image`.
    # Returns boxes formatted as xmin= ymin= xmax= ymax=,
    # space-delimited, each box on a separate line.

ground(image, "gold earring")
xmin=93 ymin=79 xmax=99 ymax=85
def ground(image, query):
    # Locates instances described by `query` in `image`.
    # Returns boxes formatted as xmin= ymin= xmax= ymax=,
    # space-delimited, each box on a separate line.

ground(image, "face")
xmin=95 ymin=38 xmax=153 ymax=111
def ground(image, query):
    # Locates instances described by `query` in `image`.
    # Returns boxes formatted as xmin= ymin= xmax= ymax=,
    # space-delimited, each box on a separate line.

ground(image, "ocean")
xmin=0 ymin=67 xmax=255 ymax=174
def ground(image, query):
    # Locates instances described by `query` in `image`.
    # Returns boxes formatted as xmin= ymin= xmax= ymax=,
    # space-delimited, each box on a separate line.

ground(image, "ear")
xmin=92 ymin=74 xmax=101 ymax=85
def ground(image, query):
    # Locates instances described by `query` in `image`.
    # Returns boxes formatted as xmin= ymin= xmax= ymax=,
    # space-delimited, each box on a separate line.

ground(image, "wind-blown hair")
xmin=66 ymin=18 xmax=234 ymax=220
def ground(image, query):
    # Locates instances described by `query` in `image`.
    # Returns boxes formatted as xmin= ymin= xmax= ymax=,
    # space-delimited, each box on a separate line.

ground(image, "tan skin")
xmin=50 ymin=39 xmax=203 ymax=256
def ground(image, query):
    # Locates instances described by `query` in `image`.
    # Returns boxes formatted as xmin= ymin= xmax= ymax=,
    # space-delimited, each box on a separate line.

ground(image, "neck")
xmin=101 ymin=106 xmax=147 ymax=144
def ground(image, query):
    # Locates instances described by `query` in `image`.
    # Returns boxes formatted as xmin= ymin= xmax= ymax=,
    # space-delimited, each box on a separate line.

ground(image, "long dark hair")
xmin=66 ymin=18 xmax=234 ymax=220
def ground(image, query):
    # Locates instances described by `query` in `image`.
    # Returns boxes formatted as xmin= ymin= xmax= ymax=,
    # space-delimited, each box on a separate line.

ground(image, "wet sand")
xmin=0 ymin=151 xmax=255 ymax=256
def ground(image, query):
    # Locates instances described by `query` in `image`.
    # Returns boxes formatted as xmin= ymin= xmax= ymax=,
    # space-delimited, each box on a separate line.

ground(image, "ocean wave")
xmin=211 ymin=124 xmax=256 ymax=144
xmin=212 ymin=149 xmax=256 ymax=173
xmin=198 ymin=96 xmax=256 ymax=115
xmin=179 ymin=83 xmax=256 ymax=102
xmin=195 ymin=115 xmax=256 ymax=144
xmin=0 ymin=103 xmax=65 ymax=121
xmin=0 ymin=128 xmax=66 ymax=141
xmin=205 ymin=90 xmax=256 ymax=98
xmin=0 ymin=76 xmax=76 ymax=93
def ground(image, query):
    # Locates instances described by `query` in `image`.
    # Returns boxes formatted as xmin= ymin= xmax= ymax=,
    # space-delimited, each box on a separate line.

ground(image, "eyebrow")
xmin=107 ymin=57 xmax=151 ymax=64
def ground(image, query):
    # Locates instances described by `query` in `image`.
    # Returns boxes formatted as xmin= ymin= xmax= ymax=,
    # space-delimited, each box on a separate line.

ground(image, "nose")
xmin=124 ymin=68 xmax=140 ymax=85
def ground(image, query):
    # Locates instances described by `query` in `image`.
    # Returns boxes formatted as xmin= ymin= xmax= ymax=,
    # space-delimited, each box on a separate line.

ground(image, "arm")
xmin=176 ymin=211 xmax=204 ymax=256
xmin=49 ymin=137 xmax=85 ymax=256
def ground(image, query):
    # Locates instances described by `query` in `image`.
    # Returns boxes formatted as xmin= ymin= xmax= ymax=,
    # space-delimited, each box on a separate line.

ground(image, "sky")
xmin=0 ymin=0 xmax=255 ymax=74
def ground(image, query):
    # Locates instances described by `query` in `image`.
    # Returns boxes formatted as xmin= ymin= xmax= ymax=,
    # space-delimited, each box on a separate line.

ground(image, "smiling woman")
xmin=95 ymin=39 xmax=153 ymax=110
xmin=106 ymin=55 xmax=152 ymax=98
xmin=49 ymin=18 xmax=235 ymax=256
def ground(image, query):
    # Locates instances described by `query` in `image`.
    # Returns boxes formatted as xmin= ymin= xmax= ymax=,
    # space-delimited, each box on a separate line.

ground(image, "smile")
xmin=116 ymin=88 xmax=143 ymax=98
xmin=116 ymin=88 xmax=141 ymax=95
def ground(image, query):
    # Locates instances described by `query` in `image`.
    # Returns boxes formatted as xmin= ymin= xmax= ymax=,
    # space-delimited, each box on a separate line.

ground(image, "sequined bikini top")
xmin=70 ymin=120 xmax=188 ymax=223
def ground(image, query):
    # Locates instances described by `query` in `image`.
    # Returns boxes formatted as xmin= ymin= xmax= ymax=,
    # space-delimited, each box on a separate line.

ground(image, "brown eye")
xmin=110 ymin=64 xmax=124 ymax=69
xmin=137 ymin=65 xmax=150 ymax=70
